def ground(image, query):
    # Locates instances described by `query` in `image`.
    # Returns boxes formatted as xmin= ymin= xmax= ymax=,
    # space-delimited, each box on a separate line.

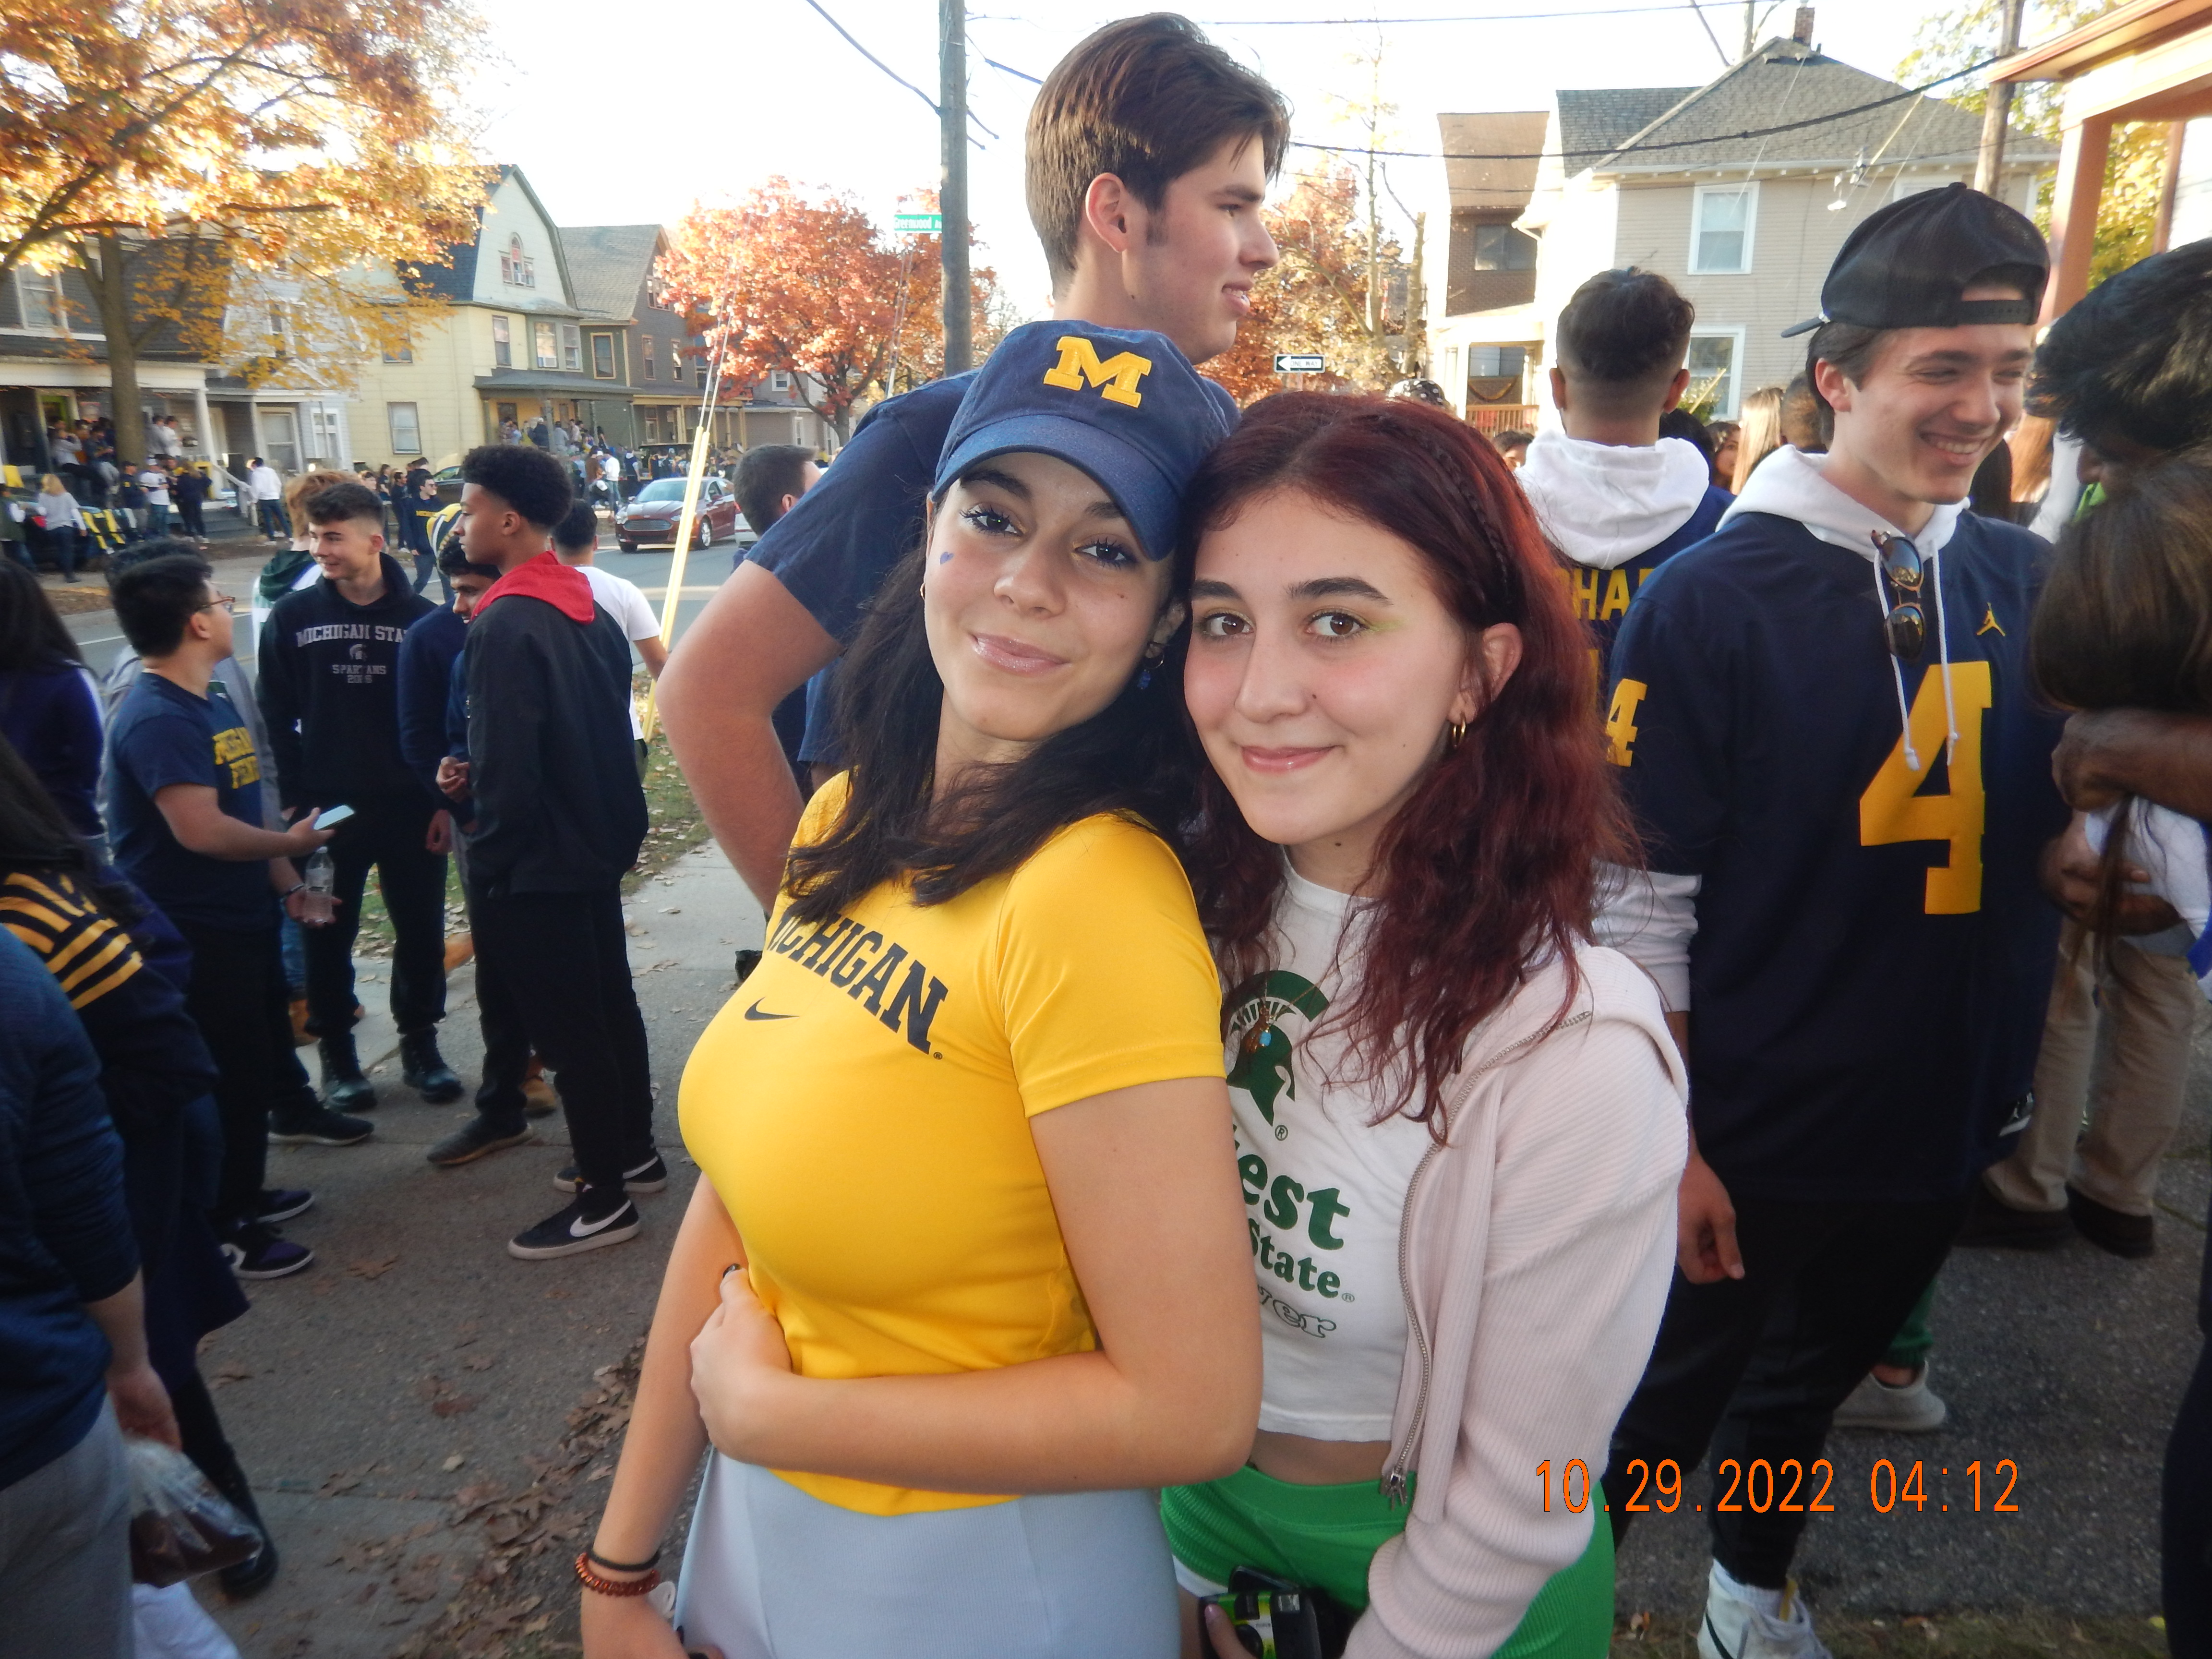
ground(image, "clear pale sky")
xmin=469 ymin=0 xmax=2022 ymax=316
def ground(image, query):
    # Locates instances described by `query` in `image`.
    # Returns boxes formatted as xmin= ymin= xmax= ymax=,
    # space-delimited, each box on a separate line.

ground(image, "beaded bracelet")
xmin=573 ymin=1551 xmax=660 ymax=1598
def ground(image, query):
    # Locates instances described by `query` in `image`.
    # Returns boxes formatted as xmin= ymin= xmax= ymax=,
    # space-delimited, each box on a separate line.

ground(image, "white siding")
xmin=473 ymin=177 xmax=571 ymax=312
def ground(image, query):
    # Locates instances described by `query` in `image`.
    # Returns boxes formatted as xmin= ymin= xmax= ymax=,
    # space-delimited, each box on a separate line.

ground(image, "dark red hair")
xmin=1182 ymin=393 xmax=1637 ymax=1130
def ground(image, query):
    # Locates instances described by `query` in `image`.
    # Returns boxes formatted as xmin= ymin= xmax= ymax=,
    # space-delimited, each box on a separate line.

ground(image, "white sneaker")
xmin=1696 ymin=1563 xmax=1832 ymax=1659
xmin=1831 ymin=1362 xmax=1948 ymax=1433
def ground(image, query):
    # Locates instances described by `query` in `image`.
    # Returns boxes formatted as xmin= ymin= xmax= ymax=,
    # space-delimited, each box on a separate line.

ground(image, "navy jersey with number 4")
xmin=1606 ymin=509 xmax=2067 ymax=1203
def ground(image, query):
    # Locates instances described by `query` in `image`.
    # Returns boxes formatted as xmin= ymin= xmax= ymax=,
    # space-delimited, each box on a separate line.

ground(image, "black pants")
xmin=2167 ymin=1338 xmax=2212 ymax=1656
xmin=177 ymin=498 xmax=204 ymax=537
xmin=303 ymin=798 xmax=448 ymax=1039
xmin=173 ymin=920 xmax=318 ymax=1230
xmin=1603 ymin=1189 xmax=1972 ymax=1587
xmin=452 ymin=831 xmax=532 ymax=1128
xmin=469 ymin=885 xmax=652 ymax=1199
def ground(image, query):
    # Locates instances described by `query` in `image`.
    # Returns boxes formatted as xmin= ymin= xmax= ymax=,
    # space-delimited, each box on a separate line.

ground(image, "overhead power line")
xmin=802 ymin=0 xmax=990 ymax=145
xmin=1289 ymin=53 xmax=2000 ymax=162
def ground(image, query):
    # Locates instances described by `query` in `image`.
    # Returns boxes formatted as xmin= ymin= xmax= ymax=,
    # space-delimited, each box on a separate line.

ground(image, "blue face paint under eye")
xmin=938 ymin=551 xmax=952 ymax=564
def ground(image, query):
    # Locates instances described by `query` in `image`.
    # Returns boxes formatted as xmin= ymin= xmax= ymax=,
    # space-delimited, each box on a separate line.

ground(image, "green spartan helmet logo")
xmin=1225 ymin=971 xmax=1328 ymax=1125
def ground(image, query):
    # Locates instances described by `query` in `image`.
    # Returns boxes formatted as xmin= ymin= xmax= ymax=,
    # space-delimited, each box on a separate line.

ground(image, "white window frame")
xmin=1889 ymin=172 xmax=1961 ymax=203
xmin=1684 ymin=325 xmax=1746 ymax=419
xmin=769 ymin=369 xmax=792 ymax=392
xmin=492 ymin=314 xmax=512 ymax=369
xmin=560 ymin=322 xmax=582 ymax=372
xmin=532 ymin=319 xmax=559 ymax=370
xmin=13 ymin=268 xmax=91 ymax=336
xmin=1689 ymin=180 xmax=1760 ymax=275
xmin=387 ymin=401 xmax=421 ymax=455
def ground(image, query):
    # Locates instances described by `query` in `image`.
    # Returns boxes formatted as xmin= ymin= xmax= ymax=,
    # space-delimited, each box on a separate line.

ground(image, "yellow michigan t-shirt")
xmin=677 ymin=781 xmax=1226 ymax=1515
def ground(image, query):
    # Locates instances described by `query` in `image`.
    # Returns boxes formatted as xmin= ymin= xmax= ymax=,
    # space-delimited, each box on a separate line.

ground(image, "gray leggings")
xmin=674 ymin=1455 xmax=1179 ymax=1659
xmin=0 ymin=1400 xmax=131 ymax=1659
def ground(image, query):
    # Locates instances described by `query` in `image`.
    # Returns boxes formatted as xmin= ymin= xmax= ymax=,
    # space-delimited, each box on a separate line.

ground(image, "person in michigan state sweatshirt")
xmin=257 ymin=480 xmax=465 ymax=1110
xmin=1515 ymin=267 xmax=1732 ymax=701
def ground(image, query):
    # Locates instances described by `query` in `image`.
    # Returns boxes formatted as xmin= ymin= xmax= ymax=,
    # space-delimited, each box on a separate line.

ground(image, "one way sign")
xmin=1273 ymin=353 xmax=1326 ymax=373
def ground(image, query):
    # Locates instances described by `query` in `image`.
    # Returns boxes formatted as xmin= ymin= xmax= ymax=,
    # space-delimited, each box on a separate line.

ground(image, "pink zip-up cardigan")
xmin=1353 ymin=944 xmax=1688 ymax=1659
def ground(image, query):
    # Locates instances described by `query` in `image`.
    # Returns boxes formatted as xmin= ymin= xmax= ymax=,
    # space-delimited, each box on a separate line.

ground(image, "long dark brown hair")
xmin=2030 ymin=442 xmax=2212 ymax=949
xmin=783 ymin=534 xmax=1200 ymax=925
xmin=1182 ymin=393 xmax=1638 ymax=1129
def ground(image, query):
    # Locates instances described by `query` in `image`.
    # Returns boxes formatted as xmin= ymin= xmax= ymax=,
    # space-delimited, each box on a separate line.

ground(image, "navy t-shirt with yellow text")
xmin=1605 ymin=509 xmax=2068 ymax=1202
xmin=105 ymin=672 xmax=278 ymax=932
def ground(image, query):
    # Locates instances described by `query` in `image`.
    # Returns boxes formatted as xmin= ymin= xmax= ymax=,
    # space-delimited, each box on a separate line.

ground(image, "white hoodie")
xmin=1515 ymin=431 xmax=1714 ymax=569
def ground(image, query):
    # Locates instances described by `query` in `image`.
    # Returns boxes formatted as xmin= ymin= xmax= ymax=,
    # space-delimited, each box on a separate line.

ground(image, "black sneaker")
xmin=253 ymin=1188 xmax=314 ymax=1225
xmin=1953 ymin=1181 xmax=2071 ymax=1250
xmin=507 ymin=1196 xmax=641 ymax=1260
xmin=553 ymin=1153 xmax=668 ymax=1195
xmin=221 ymin=1224 xmax=314 ymax=1279
xmin=317 ymin=1033 xmax=375 ymax=1111
xmin=2067 ymin=1185 xmax=2156 ymax=1258
xmin=401 ymin=1031 xmax=465 ymax=1103
xmin=267 ymin=1104 xmax=374 ymax=1146
xmin=426 ymin=1118 xmax=534 ymax=1167
xmin=220 ymin=1527 xmax=279 ymax=1599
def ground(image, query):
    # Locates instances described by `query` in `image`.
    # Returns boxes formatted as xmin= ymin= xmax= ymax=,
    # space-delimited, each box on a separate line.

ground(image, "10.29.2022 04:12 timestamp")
xmin=1536 ymin=1457 xmax=2022 ymax=1515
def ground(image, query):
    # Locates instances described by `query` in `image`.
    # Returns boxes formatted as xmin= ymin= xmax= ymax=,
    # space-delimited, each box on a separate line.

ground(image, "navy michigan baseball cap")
xmin=933 ymin=320 xmax=1238 ymax=561
xmin=1782 ymin=183 xmax=2048 ymax=338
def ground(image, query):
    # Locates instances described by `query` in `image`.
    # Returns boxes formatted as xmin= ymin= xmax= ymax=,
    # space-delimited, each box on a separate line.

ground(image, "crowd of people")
xmin=4 ymin=12 xmax=2212 ymax=1659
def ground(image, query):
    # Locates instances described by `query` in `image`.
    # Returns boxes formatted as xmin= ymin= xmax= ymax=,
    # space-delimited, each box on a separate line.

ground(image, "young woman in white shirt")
xmin=1168 ymin=394 xmax=1689 ymax=1659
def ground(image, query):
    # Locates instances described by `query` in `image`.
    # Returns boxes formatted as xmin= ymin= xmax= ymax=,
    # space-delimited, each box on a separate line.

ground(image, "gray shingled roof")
xmin=1558 ymin=87 xmax=1695 ymax=166
xmin=1583 ymin=38 xmax=2056 ymax=173
xmin=1438 ymin=112 xmax=1551 ymax=209
xmin=561 ymin=225 xmax=664 ymax=321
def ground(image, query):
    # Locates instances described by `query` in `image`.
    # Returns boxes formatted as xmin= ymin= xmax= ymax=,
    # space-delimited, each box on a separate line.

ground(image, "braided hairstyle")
xmin=1180 ymin=392 xmax=1638 ymax=1130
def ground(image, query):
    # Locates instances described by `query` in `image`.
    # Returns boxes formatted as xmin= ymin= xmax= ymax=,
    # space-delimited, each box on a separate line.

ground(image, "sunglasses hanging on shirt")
xmin=1873 ymin=530 xmax=1925 ymax=662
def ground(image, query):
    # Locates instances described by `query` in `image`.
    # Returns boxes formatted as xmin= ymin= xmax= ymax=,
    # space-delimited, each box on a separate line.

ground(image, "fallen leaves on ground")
xmin=346 ymin=1254 xmax=400 ymax=1280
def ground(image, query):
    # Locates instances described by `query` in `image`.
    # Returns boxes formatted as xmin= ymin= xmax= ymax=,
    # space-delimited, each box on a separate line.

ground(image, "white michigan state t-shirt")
xmin=1228 ymin=865 xmax=1431 ymax=1441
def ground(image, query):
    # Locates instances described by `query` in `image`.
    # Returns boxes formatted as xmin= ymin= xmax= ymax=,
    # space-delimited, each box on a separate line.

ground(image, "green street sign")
xmin=894 ymin=213 xmax=942 ymax=232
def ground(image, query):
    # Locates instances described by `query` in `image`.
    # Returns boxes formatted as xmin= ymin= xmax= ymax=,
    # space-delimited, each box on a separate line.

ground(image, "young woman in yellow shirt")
xmin=580 ymin=322 xmax=1259 ymax=1659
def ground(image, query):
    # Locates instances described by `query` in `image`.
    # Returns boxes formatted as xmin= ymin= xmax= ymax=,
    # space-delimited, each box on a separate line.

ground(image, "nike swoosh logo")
xmin=567 ymin=1205 xmax=631 ymax=1238
xmin=743 ymin=999 xmax=794 ymax=1021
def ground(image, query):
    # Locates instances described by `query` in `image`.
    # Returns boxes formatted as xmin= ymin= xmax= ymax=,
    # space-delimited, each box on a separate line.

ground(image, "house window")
xmin=383 ymin=323 xmax=412 ymax=364
xmin=1890 ymin=174 xmax=1960 ymax=202
xmin=387 ymin=402 xmax=421 ymax=455
xmin=533 ymin=320 xmax=558 ymax=370
xmin=16 ymin=269 xmax=65 ymax=330
xmin=769 ymin=370 xmax=792 ymax=393
xmin=492 ymin=314 xmax=512 ymax=368
xmin=590 ymin=332 xmax=617 ymax=379
xmin=561 ymin=323 xmax=582 ymax=371
xmin=1684 ymin=328 xmax=1743 ymax=419
xmin=265 ymin=303 xmax=292 ymax=361
xmin=1690 ymin=183 xmax=1758 ymax=274
xmin=500 ymin=233 xmax=535 ymax=288
xmin=642 ymin=336 xmax=656 ymax=380
xmin=1470 ymin=223 xmax=1537 ymax=272
xmin=1469 ymin=346 xmax=1526 ymax=379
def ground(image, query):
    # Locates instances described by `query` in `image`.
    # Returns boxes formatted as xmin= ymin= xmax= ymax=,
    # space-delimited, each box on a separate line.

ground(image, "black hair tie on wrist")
xmin=587 ymin=1545 xmax=661 ymax=1574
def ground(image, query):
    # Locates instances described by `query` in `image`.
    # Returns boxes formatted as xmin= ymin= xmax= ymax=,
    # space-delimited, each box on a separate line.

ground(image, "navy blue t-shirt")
xmin=105 ymin=672 xmax=277 ymax=932
xmin=1606 ymin=509 xmax=2068 ymax=1203
xmin=1561 ymin=485 xmax=1732 ymax=699
xmin=745 ymin=375 xmax=973 ymax=769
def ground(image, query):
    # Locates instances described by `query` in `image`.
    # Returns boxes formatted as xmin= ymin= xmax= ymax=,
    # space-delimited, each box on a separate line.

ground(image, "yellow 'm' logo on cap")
xmin=1042 ymin=336 xmax=1152 ymax=408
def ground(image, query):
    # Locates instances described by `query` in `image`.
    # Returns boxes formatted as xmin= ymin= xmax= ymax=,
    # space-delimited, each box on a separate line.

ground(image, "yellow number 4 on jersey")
xmin=1858 ymin=660 xmax=1992 ymax=914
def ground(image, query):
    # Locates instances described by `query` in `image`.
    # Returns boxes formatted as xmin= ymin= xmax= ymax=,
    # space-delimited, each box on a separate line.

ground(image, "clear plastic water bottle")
xmin=306 ymin=847 xmax=336 ymax=896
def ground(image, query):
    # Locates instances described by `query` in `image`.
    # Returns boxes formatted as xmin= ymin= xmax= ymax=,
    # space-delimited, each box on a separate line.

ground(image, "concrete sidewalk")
xmin=193 ymin=842 xmax=760 ymax=1659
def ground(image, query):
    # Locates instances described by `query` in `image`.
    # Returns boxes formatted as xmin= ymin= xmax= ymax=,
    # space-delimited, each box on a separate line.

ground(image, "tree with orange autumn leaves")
xmin=0 ymin=0 xmax=489 ymax=464
xmin=657 ymin=179 xmax=1001 ymax=443
xmin=1210 ymin=163 xmax=1412 ymax=405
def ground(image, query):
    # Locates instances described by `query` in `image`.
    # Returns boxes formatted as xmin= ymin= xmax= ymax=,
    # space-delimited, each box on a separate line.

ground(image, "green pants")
xmin=1161 ymin=1465 xmax=1614 ymax=1657
xmin=1881 ymin=1279 xmax=1937 ymax=1370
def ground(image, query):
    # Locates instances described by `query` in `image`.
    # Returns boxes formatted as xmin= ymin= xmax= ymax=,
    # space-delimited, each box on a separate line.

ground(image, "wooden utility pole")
xmin=940 ymin=0 xmax=972 ymax=375
xmin=1742 ymin=0 xmax=1755 ymax=60
xmin=1973 ymin=0 xmax=2027 ymax=195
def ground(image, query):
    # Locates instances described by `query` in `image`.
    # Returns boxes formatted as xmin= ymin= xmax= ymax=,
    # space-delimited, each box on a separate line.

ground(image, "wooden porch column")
xmin=2042 ymin=113 xmax=2111 ymax=322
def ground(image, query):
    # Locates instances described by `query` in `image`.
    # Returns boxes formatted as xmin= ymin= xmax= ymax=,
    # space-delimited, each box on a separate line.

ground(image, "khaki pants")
xmin=1986 ymin=920 xmax=2201 ymax=1218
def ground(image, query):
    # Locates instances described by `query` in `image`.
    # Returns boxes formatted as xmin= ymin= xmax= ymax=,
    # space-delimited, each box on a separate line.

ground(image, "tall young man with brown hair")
xmin=656 ymin=14 xmax=1288 ymax=907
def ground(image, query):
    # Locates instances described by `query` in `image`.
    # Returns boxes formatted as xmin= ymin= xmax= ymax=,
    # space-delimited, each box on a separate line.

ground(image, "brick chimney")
xmin=1792 ymin=6 xmax=1815 ymax=45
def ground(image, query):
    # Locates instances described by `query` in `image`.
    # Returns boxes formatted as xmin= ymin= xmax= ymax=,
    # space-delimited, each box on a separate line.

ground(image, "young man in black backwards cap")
xmin=1593 ymin=185 xmax=2069 ymax=1658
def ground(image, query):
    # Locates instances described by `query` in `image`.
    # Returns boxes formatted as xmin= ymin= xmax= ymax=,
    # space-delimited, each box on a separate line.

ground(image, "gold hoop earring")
xmin=1445 ymin=720 xmax=1468 ymax=751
